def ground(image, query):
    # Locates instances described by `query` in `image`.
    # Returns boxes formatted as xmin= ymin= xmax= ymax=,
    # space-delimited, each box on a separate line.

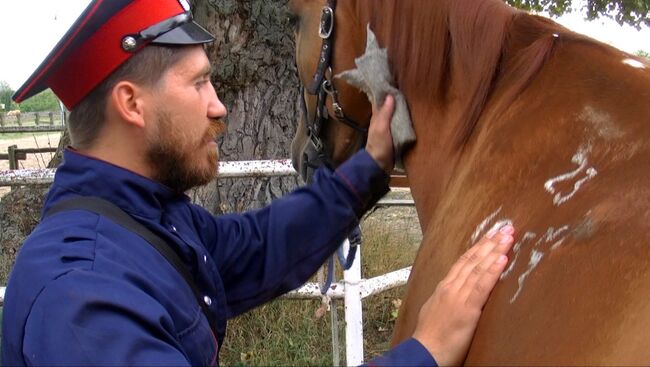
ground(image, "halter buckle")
xmin=319 ymin=7 xmax=334 ymax=39
xmin=332 ymin=102 xmax=345 ymax=120
xmin=308 ymin=130 xmax=324 ymax=151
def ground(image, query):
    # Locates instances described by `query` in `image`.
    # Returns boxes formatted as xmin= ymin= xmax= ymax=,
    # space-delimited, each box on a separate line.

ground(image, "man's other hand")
xmin=413 ymin=225 xmax=516 ymax=366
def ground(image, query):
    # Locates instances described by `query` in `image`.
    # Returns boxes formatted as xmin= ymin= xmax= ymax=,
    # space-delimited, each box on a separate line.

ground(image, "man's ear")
xmin=109 ymin=81 xmax=148 ymax=128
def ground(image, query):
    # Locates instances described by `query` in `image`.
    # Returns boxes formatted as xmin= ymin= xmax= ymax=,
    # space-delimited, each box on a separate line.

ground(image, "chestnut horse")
xmin=289 ymin=0 xmax=650 ymax=364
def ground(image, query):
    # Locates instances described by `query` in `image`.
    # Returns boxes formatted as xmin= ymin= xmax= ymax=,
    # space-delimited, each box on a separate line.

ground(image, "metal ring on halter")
xmin=322 ymin=80 xmax=335 ymax=96
xmin=319 ymin=7 xmax=334 ymax=39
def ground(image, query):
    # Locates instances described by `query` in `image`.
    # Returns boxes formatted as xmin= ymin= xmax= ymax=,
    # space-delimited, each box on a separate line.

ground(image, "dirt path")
xmin=0 ymin=133 xmax=61 ymax=171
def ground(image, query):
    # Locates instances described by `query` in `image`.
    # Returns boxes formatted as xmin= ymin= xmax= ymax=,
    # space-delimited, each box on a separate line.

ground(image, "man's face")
xmin=144 ymin=46 xmax=227 ymax=194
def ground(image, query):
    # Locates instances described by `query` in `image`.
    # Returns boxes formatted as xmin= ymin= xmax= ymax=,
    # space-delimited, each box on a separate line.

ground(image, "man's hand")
xmin=366 ymin=95 xmax=395 ymax=173
xmin=413 ymin=225 xmax=516 ymax=366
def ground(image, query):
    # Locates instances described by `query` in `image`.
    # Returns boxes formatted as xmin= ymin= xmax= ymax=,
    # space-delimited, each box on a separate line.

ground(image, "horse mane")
xmin=352 ymin=0 xmax=585 ymax=148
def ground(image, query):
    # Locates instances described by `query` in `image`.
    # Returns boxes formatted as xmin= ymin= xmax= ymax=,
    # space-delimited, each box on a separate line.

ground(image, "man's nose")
xmin=208 ymin=84 xmax=227 ymax=120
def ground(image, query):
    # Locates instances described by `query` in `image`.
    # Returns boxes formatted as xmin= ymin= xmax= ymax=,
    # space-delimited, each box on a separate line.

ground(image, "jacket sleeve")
xmin=363 ymin=338 xmax=438 ymax=367
xmin=22 ymin=270 xmax=192 ymax=366
xmin=203 ymin=149 xmax=390 ymax=317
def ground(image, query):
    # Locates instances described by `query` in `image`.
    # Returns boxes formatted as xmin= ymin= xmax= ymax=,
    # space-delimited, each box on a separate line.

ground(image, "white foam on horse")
xmin=579 ymin=105 xmax=624 ymax=140
xmin=501 ymin=232 xmax=537 ymax=280
xmin=510 ymin=249 xmax=544 ymax=303
xmin=551 ymin=237 xmax=567 ymax=251
xmin=544 ymin=145 xmax=598 ymax=206
xmin=535 ymin=225 xmax=570 ymax=251
xmin=504 ymin=224 xmax=572 ymax=301
xmin=536 ymin=226 xmax=570 ymax=246
xmin=622 ymin=58 xmax=646 ymax=69
xmin=470 ymin=207 xmax=513 ymax=244
xmin=470 ymin=207 xmax=503 ymax=243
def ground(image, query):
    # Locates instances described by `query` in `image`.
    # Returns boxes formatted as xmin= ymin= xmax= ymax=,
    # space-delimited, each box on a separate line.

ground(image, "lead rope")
xmin=318 ymin=226 xmax=362 ymax=298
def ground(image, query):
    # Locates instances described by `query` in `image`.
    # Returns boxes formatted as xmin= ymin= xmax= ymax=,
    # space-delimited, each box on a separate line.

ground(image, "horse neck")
xmin=401 ymin=105 xmax=464 ymax=232
xmin=351 ymin=0 xmax=517 ymax=229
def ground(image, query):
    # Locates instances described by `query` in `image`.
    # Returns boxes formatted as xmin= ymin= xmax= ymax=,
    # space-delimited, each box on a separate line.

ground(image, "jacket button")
xmin=203 ymin=295 xmax=212 ymax=306
xmin=203 ymin=255 xmax=208 ymax=263
xmin=170 ymin=225 xmax=177 ymax=232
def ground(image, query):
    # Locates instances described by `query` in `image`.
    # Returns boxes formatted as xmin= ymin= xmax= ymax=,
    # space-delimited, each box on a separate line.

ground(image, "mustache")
xmin=204 ymin=118 xmax=226 ymax=142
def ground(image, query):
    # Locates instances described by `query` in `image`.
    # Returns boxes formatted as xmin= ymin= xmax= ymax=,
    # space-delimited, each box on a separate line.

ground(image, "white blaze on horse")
xmin=289 ymin=0 xmax=650 ymax=364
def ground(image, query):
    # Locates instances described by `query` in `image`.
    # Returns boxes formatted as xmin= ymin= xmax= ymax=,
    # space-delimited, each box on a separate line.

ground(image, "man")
xmin=2 ymin=0 xmax=515 ymax=365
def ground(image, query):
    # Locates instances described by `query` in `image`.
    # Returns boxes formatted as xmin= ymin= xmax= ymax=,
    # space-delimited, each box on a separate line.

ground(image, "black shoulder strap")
xmin=45 ymin=196 xmax=218 ymax=338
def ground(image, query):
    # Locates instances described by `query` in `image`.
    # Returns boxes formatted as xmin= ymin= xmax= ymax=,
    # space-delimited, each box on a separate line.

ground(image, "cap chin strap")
xmin=121 ymin=12 xmax=193 ymax=52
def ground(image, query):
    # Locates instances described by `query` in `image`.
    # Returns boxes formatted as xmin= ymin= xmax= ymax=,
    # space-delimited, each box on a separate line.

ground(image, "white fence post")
xmin=344 ymin=239 xmax=364 ymax=366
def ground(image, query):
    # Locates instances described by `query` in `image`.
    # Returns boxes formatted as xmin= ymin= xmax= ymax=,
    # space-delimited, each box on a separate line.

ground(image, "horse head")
xmin=289 ymin=0 xmax=371 ymax=180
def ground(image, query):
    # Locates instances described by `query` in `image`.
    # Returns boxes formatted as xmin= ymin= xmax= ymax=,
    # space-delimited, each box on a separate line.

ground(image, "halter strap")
xmin=307 ymin=0 xmax=337 ymax=95
xmin=302 ymin=0 xmax=367 ymax=163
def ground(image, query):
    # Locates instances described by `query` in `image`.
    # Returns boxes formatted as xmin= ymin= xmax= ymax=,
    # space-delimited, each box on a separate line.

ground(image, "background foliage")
xmin=17 ymin=89 xmax=60 ymax=113
xmin=507 ymin=0 xmax=650 ymax=28
xmin=0 ymin=81 xmax=17 ymax=111
xmin=637 ymin=49 xmax=650 ymax=59
xmin=0 ymin=82 xmax=59 ymax=112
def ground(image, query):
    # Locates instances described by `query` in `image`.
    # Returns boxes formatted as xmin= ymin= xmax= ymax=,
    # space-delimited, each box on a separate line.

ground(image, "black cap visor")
xmin=152 ymin=21 xmax=215 ymax=45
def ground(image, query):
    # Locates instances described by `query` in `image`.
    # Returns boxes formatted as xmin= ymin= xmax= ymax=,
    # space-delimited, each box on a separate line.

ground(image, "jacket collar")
xmin=44 ymin=148 xmax=189 ymax=221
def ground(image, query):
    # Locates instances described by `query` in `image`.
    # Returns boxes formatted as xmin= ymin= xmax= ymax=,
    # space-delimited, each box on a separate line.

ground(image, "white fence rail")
xmin=0 ymin=160 xmax=297 ymax=186
xmin=0 ymin=159 xmax=414 ymax=366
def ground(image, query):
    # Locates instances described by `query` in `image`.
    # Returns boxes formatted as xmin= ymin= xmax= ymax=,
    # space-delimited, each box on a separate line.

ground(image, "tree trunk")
xmin=192 ymin=0 xmax=302 ymax=213
xmin=0 ymin=186 xmax=50 ymax=284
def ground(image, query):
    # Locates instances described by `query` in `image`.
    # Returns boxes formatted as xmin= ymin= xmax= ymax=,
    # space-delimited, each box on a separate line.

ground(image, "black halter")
xmin=299 ymin=0 xmax=367 ymax=168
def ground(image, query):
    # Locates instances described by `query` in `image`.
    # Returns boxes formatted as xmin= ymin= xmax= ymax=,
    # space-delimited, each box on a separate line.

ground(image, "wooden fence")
xmin=0 ymin=111 xmax=67 ymax=133
xmin=0 ymin=145 xmax=58 ymax=170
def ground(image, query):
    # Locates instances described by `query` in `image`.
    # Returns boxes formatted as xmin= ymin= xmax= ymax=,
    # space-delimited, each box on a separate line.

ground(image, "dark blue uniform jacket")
xmin=2 ymin=149 xmax=436 ymax=366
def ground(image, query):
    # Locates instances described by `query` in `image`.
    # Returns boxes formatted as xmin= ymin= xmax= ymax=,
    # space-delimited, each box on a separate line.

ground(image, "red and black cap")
xmin=13 ymin=0 xmax=215 ymax=110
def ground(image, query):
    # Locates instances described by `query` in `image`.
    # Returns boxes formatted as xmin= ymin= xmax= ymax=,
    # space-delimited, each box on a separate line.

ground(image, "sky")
xmin=0 ymin=0 xmax=648 ymax=90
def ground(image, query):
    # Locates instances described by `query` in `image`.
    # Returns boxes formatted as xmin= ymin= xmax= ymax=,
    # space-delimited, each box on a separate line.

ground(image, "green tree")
xmin=17 ymin=89 xmax=60 ymax=112
xmin=506 ymin=0 xmax=650 ymax=28
xmin=0 ymin=80 xmax=16 ymax=111
xmin=636 ymin=50 xmax=650 ymax=59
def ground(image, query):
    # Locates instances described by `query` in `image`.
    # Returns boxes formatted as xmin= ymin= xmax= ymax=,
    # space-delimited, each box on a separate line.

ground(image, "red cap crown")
xmin=13 ymin=0 xmax=214 ymax=110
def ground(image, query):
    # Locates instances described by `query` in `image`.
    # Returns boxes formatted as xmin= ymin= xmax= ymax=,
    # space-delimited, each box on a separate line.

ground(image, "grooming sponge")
xmin=337 ymin=25 xmax=416 ymax=171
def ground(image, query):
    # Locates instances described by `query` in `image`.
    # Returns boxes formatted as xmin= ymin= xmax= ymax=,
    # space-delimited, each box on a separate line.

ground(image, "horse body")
xmin=402 ymin=40 xmax=650 ymax=365
xmin=290 ymin=0 xmax=650 ymax=364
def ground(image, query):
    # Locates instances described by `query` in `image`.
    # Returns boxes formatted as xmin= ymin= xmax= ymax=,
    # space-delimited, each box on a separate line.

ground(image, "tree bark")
xmin=192 ymin=0 xmax=302 ymax=213
xmin=0 ymin=186 xmax=49 ymax=284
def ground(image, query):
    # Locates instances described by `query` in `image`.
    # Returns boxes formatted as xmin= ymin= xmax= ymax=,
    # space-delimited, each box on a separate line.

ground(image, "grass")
xmin=219 ymin=208 xmax=420 ymax=366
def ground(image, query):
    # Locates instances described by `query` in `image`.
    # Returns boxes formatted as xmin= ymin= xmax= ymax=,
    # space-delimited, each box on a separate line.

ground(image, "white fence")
xmin=0 ymin=160 xmax=414 ymax=366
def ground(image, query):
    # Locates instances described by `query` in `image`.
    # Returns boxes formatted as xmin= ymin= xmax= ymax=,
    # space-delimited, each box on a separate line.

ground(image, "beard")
xmin=145 ymin=109 xmax=225 ymax=194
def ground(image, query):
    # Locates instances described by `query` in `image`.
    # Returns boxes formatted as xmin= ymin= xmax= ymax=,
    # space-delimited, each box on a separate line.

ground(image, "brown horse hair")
xmin=490 ymin=14 xmax=613 ymax=126
xmin=348 ymin=0 xmax=599 ymax=149
xmin=486 ymin=14 xmax=562 ymax=132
